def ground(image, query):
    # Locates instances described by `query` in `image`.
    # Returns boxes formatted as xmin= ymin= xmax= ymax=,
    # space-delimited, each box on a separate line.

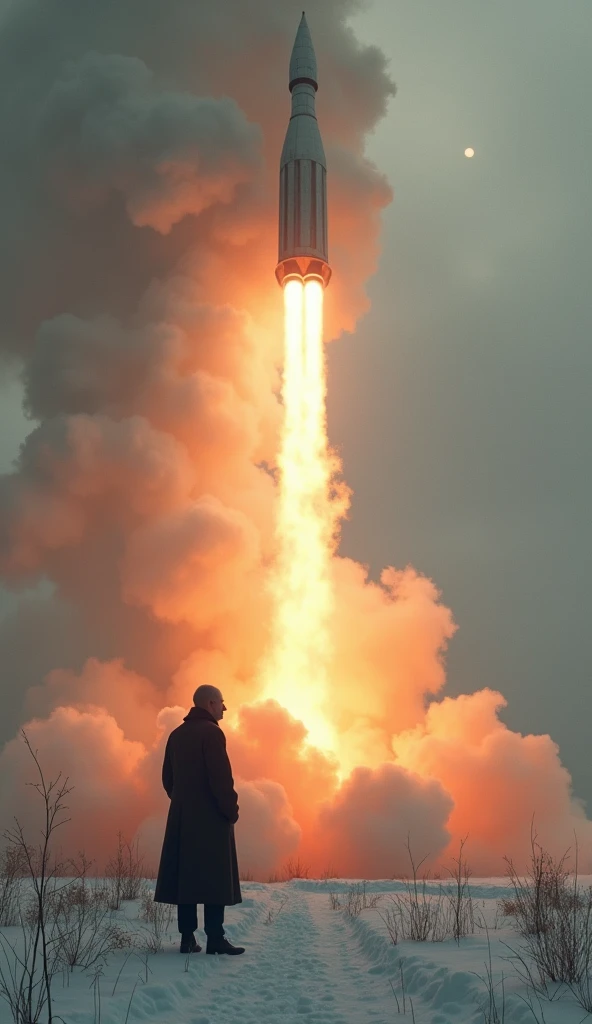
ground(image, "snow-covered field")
xmin=1 ymin=877 xmax=590 ymax=1023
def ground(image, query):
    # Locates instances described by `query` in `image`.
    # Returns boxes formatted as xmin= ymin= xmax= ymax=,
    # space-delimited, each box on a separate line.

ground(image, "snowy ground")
xmin=1 ymin=877 xmax=590 ymax=1023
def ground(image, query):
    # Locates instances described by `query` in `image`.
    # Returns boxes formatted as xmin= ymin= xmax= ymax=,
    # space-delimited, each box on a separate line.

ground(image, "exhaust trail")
xmin=261 ymin=278 xmax=337 ymax=751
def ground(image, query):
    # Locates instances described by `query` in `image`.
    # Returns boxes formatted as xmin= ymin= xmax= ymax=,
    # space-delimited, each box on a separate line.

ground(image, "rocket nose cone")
xmin=289 ymin=11 xmax=317 ymax=89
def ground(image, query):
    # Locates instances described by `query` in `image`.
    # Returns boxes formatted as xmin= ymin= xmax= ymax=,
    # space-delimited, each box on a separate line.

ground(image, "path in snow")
xmin=166 ymin=888 xmax=396 ymax=1024
xmin=136 ymin=888 xmax=437 ymax=1024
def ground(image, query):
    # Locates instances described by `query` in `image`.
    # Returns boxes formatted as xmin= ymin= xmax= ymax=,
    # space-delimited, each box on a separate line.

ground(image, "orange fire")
xmin=260 ymin=278 xmax=338 ymax=752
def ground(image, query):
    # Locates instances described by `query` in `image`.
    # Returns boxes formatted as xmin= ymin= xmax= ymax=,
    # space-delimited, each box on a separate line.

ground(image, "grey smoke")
xmin=0 ymin=0 xmax=394 ymax=755
xmin=37 ymin=52 xmax=261 ymax=233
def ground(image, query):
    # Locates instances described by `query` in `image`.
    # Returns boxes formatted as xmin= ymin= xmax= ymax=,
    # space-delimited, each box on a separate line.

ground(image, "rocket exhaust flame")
xmin=261 ymin=278 xmax=337 ymax=753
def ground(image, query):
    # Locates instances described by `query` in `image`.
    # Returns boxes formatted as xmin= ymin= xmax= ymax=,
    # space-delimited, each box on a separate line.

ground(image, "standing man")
xmin=154 ymin=684 xmax=245 ymax=955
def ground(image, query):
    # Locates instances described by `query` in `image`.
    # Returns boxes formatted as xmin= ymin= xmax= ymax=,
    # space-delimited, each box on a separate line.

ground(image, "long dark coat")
xmin=154 ymin=707 xmax=242 ymax=907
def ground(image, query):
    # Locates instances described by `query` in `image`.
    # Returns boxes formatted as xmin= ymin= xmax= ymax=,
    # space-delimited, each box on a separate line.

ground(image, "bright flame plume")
xmin=261 ymin=278 xmax=341 ymax=751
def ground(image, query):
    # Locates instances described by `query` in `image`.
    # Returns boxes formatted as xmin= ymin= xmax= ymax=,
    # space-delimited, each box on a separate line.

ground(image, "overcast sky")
xmin=0 ymin=0 xmax=590 ymax=805
xmin=330 ymin=0 xmax=592 ymax=803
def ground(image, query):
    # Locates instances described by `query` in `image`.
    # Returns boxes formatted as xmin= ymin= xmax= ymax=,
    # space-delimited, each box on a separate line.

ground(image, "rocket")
xmin=276 ymin=12 xmax=331 ymax=289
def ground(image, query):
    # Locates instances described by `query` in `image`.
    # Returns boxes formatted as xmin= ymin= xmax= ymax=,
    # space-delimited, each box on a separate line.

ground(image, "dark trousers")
xmin=177 ymin=903 xmax=225 ymax=939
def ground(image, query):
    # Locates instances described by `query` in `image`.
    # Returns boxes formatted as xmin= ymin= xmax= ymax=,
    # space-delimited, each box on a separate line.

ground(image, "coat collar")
xmin=183 ymin=706 xmax=219 ymax=726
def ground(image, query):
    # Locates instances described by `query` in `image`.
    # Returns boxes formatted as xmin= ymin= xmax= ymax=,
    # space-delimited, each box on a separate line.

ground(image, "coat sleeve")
xmin=202 ymin=727 xmax=239 ymax=824
xmin=162 ymin=738 xmax=174 ymax=798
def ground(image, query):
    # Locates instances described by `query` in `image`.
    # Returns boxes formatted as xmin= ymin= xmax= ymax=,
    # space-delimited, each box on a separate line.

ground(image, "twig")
xmin=517 ymin=988 xmax=548 ymax=1023
xmin=124 ymin=980 xmax=138 ymax=1024
xmin=389 ymin=977 xmax=401 ymax=1012
xmin=111 ymin=951 xmax=134 ymax=997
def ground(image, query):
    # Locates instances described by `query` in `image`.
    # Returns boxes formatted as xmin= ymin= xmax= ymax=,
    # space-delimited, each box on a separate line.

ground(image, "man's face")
xmin=209 ymin=693 xmax=226 ymax=722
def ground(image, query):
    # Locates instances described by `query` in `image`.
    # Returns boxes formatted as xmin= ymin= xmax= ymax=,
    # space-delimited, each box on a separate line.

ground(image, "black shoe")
xmin=206 ymin=937 xmax=245 ymax=955
xmin=180 ymin=933 xmax=202 ymax=954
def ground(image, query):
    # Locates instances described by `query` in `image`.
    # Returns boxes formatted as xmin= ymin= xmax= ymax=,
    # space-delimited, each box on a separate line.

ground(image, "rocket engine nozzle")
xmin=275 ymin=255 xmax=332 ymax=288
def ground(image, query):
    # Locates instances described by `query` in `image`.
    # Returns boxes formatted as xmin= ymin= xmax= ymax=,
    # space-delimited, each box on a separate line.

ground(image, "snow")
xmin=1 ymin=878 xmax=589 ymax=1023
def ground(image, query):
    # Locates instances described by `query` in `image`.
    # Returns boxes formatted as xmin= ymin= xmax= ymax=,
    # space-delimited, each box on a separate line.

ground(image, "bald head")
xmin=193 ymin=684 xmax=226 ymax=722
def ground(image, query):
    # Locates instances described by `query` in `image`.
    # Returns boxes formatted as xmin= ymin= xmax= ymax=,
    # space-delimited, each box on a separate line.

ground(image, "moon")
xmin=464 ymin=147 xmax=475 ymax=158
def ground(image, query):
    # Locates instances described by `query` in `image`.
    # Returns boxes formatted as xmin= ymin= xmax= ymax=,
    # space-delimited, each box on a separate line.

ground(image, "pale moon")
xmin=464 ymin=147 xmax=475 ymax=158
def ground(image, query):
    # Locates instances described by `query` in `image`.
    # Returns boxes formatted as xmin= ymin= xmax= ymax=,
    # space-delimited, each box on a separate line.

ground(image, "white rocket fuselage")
xmin=276 ymin=13 xmax=331 ymax=288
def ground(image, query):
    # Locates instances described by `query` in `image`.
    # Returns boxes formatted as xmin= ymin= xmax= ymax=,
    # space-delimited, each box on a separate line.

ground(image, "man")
xmin=154 ymin=684 xmax=245 ymax=955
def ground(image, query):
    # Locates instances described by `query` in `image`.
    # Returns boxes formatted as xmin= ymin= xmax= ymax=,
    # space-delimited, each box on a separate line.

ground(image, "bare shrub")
xmin=378 ymin=838 xmax=476 ymax=944
xmin=320 ymin=865 xmax=338 ymax=880
xmin=329 ymin=840 xmax=475 ymax=945
xmin=503 ymin=828 xmax=592 ymax=1013
xmin=328 ymin=882 xmax=382 ymax=916
xmin=281 ymin=858 xmax=310 ymax=880
xmin=134 ymin=891 xmax=173 ymax=953
xmin=138 ymin=887 xmax=157 ymax=923
xmin=503 ymin=825 xmax=572 ymax=938
xmin=0 ymin=847 xmax=28 ymax=928
xmin=343 ymin=882 xmax=382 ymax=917
xmin=105 ymin=833 xmax=145 ymax=909
xmin=267 ymin=858 xmax=311 ymax=883
xmin=135 ymin=903 xmax=174 ymax=954
xmin=444 ymin=837 xmax=475 ymax=942
xmin=239 ymin=869 xmax=254 ymax=882
xmin=51 ymin=856 xmax=131 ymax=970
xmin=379 ymin=839 xmax=453 ymax=943
xmin=0 ymin=918 xmax=63 ymax=1024
xmin=0 ymin=731 xmax=71 ymax=1024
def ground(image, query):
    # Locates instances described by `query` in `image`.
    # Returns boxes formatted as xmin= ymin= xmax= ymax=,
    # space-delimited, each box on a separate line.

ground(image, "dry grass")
xmin=50 ymin=859 xmax=131 ymax=970
xmin=104 ymin=834 xmax=145 ymax=909
xmin=134 ymin=907 xmax=174 ymax=954
xmin=0 ymin=847 xmax=28 ymax=928
xmin=445 ymin=837 xmax=475 ymax=943
xmin=474 ymin=926 xmax=506 ymax=1024
xmin=328 ymin=882 xmax=382 ymax=917
xmin=267 ymin=858 xmax=310 ymax=883
xmin=379 ymin=839 xmax=475 ymax=944
xmin=379 ymin=889 xmax=452 ymax=944
xmin=264 ymin=894 xmax=289 ymax=925
xmin=134 ymin=885 xmax=174 ymax=953
xmin=328 ymin=839 xmax=475 ymax=945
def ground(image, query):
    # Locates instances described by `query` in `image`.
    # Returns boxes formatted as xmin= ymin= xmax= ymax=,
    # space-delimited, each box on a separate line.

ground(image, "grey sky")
xmin=0 ymin=0 xmax=590 ymax=807
xmin=332 ymin=1 xmax=592 ymax=801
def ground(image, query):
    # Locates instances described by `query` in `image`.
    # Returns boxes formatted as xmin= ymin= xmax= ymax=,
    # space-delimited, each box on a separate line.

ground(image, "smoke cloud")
xmin=38 ymin=51 xmax=261 ymax=234
xmin=318 ymin=763 xmax=453 ymax=878
xmin=0 ymin=0 xmax=588 ymax=878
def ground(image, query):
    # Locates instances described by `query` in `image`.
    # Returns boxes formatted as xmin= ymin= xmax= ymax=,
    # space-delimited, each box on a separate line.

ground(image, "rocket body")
xmin=276 ymin=13 xmax=331 ymax=288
